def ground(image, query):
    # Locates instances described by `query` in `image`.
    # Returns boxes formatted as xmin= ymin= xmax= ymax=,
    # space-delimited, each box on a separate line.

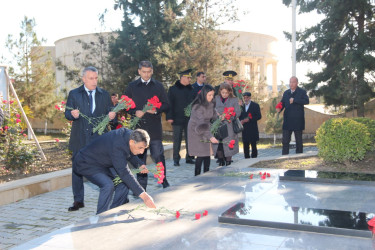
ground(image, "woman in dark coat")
xmin=212 ymin=83 xmax=241 ymax=166
xmin=187 ymin=85 xmax=219 ymax=176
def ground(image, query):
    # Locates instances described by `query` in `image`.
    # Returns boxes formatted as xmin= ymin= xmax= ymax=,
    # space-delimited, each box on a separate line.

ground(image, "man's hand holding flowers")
xmin=130 ymin=96 xmax=162 ymax=129
xmin=275 ymin=102 xmax=283 ymax=113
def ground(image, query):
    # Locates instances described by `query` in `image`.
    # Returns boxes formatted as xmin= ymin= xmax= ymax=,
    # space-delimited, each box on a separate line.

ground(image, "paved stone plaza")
xmin=8 ymin=146 xmax=374 ymax=250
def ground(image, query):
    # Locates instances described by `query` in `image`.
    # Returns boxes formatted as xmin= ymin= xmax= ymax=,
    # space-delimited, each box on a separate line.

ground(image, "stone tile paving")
xmin=0 ymin=146 xmax=317 ymax=249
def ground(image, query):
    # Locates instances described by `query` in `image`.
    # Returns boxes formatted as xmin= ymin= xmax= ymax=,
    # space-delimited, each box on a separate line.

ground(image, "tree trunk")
xmin=273 ymin=133 xmax=276 ymax=146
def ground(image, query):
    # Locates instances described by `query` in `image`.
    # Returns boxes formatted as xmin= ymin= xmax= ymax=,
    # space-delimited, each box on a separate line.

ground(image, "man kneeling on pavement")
xmin=74 ymin=128 xmax=156 ymax=214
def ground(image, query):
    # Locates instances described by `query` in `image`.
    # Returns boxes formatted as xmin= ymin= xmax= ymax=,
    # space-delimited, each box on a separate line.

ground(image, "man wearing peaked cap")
xmin=166 ymin=69 xmax=196 ymax=166
xmin=215 ymin=70 xmax=238 ymax=96
xmin=179 ymin=69 xmax=193 ymax=77
xmin=223 ymin=70 xmax=237 ymax=79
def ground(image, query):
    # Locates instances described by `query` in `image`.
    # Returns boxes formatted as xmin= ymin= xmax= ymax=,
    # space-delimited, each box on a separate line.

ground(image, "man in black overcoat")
xmin=166 ymin=69 xmax=196 ymax=166
xmin=74 ymin=128 xmax=156 ymax=214
xmin=65 ymin=66 xmax=116 ymax=211
xmin=239 ymin=92 xmax=262 ymax=158
xmin=276 ymin=76 xmax=309 ymax=155
xmin=124 ymin=61 xmax=170 ymax=189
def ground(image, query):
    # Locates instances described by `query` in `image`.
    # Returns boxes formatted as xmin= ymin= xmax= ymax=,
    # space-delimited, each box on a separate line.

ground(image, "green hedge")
xmin=352 ymin=117 xmax=375 ymax=146
xmin=315 ymin=118 xmax=371 ymax=162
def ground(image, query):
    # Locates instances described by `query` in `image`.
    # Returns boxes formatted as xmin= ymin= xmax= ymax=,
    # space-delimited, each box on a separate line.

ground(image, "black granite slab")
xmin=218 ymin=202 xmax=374 ymax=238
xmin=279 ymin=170 xmax=375 ymax=186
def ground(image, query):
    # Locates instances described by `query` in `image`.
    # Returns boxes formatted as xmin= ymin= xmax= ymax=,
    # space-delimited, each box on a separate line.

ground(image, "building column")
xmin=272 ymin=62 xmax=278 ymax=97
xmin=259 ymin=59 xmax=266 ymax=84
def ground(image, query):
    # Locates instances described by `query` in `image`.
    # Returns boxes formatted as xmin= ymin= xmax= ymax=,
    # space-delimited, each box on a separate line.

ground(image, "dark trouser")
xmin=243 ymin=141 xmax=258 ymax=158
xmin=172 ymin=124 xmax=193 ymax=162
xmin=85 ymin=172 xmax=129 ymax=214
xmin=195 ymin=156 xmax=211 ymax=176
xmin=72 ymin=153 xmax=84 ymax=203
xmin=216 ymin=143 xmax=231 ymax=162
xmin=282 ymin=130 xmax=303 ymax=155
xmin=137 ymin=140 xmax=167 ymax=190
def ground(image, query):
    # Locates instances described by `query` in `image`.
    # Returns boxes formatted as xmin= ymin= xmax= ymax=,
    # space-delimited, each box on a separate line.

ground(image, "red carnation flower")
xmin=16 ymin=118 xmax=21 ymax=123
xmin=248 ymin=113 xmax=252 ymax=119
xmin=249 ymin=174 xmax=254 ymax=179
xmin=203 ymin=210 xmax=208 ymax=216
xmin=275 ymin=102 xmax=283 ymax=110
xmin=195 ymin=213 xmax=201 ymax=220
xmin=176 ymin=211 xmax=181 ymax=219
xmin=55 ymin=138 xmax=60 ymax=142
xmin=228 ymin=140 xmax=235 ymax=149
xmin=116 ymin=124 xmax=123 ymax=129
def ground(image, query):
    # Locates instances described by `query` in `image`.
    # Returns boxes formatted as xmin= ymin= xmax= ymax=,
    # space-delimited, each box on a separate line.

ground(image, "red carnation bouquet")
xmin=129 ymin=95 xmax=161 ymax=129
xmin=275 ymin=102 xmax=283 ymax=110
xmin=248 ymin=113 xmax=253 ymax=119
xmin=210 ymin=107 xmax=236 ymax=137
xmin=275 ymin=101 xmax=283 ymax=120
xmin=93 ymin=95 xmax=136 ymax=135
xmin=223 ymin=107 xmax=236 ymax=122
xmin=232 ymin=80 xmax=250 ymax=100
xmin=113 ymin=162 xmax=165 ymax=186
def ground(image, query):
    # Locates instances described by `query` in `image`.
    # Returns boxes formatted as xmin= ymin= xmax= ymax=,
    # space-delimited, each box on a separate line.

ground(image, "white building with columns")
xmin=51 ymin=30 xmax=278 ymax=96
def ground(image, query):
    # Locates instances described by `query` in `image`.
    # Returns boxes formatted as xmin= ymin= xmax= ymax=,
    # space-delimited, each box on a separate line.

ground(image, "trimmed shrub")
xmin=315 ymin=118 xmax=371 ymax=162
xmin=352 ymin=117 xmax=375 ymax=147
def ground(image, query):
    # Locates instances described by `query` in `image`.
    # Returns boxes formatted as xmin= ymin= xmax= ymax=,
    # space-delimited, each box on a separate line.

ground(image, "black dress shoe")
xmin=174 ymin=161 xmax=180 ymax=166
xmin=225 ymin=161 xmax=231 ymax=166
xmin=162 ymin=179 xmax=170 ymax=188
xmin=219 ymin=159 xmax=225 ymax=166
xmin=185 ymin=159 xmax=195 ymax=164
xmin=68 ymin=202 xmax=84 ymax=211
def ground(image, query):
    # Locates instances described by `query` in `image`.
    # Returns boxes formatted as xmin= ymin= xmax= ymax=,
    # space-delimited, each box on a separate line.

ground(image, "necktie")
xmin=88 ymin=91 xmax=93 ymax=114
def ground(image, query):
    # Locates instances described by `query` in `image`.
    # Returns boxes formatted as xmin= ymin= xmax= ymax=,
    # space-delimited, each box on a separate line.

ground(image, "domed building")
xmin=52 ymin=30 xmax=279 ymax=96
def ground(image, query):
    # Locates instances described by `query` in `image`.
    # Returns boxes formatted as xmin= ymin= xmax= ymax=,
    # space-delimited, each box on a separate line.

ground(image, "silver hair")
xmin=82 ymin=66 xmax=98 ymax=77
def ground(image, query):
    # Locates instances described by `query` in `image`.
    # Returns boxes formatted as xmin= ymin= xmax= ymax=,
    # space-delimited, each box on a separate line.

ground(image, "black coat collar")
xmin=175 ymin=80 xmax=193 ymax=89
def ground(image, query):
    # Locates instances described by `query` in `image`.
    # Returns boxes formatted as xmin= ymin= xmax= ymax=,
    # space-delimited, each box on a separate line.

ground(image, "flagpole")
xmin=291 ymin=0 xmax=297 ymax=145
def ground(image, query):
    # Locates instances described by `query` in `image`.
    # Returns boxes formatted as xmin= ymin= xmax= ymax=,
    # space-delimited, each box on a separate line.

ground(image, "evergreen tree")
xmin=282 ymin=0 xmax=375 ymax=116
xmin=110 ymin=0 xmax=183 ymax=87
xmin=157 ymin=0 xmax=241 ymax=86
xmin=265 ymin=97 xmax=283 ymax=145
xmin=5 ymin=16 xmax=59 ymax=120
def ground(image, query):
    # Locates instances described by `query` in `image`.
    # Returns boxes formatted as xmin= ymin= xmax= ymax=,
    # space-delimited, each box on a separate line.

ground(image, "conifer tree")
xmin=282 ymin=0 xmax=375 ymax=117
xmin=5 ymin=16 xmax=59 ymax=120
xmin=110 ymin=0 xmax=183 ymax=87
xmin=157 ymin=0 xmax=241 ymax=86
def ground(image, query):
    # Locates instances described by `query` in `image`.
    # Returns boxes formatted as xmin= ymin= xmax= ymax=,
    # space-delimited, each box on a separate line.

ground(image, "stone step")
xmin=0 ymin=143 xmax=183 ymax=206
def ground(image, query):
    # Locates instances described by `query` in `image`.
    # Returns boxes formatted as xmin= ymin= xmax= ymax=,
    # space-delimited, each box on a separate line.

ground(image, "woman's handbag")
xmin=232 ymin=117 xmax=244 ymax=134
xmin=215 ymin=122 xmax=228 ymax=140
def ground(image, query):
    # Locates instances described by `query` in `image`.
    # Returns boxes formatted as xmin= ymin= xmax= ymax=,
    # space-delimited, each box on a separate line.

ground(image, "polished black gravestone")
xmin=218 ymin=203 xmax=374 ymax=238
xmin=279 ymin=170 xmax=375 ymax=186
